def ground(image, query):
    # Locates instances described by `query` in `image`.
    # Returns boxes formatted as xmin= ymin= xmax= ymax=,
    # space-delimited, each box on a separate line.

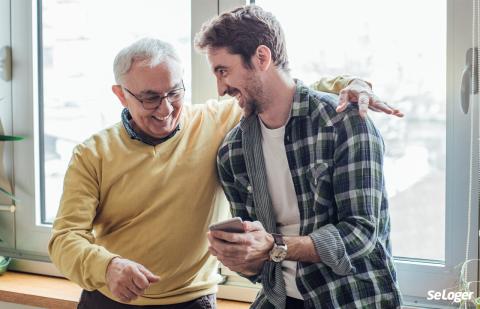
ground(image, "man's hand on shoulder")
xmin=336 ymin=79 xmax=404 ymax=119
xmin=105 ymin=257 xmax=160 ymax=303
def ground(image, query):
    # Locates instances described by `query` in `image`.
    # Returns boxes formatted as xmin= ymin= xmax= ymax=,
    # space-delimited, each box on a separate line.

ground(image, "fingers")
xmin=358 ymin=92 xmax=370 ymax=119
xmin=209 ymin=230 xmax=248 ymax=244
xmin=131 ymin=267 xmax=150 ymax=290
xmin=371 ymin=99 xmax=405 ymax=118
xmin=383 ymin=102 xmax=404 ymax=117
xmin=208 ymin=244 xmax=219 ymax=256
xmin=106 ymin=258 xmax=159 ymax=304
xmin=137 ymin=264 xmax=160 ymax=283
xmin=243 ymin=221 xmax=264 ymax=232
xmin=336 ymin=89 xmax=349 ymax=113
xmin=117 ymin=287 xmax=137 ymax=303
xmin=208 ymin=232 xmax=246 ymax=258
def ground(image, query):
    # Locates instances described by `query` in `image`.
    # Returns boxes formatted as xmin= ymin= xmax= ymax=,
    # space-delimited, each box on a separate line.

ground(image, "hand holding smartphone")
xmin=208 ymin=217 xmax=245 ymax=233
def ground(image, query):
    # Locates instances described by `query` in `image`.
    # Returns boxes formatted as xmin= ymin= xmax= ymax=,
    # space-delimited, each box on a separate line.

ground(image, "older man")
xmin=48 ymin=37 xmax=398 ymax=309
xmin=198 ymin=5 xmax=402 ymax=309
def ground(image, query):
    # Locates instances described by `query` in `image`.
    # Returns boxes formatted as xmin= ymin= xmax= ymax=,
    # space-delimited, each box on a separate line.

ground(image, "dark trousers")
xmin=77 ymin=290 xmax=216 ymax=309
xmin=285 ymin=296 xmax=305 ymax=309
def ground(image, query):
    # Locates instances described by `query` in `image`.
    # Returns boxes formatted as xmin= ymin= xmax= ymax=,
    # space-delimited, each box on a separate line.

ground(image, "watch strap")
xmin=271 ymin=233 xmax=285 ymax=246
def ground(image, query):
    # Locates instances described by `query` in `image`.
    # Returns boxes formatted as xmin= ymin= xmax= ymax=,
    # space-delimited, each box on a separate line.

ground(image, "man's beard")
xmin=241 ymin=75 xmax=265 ymax=116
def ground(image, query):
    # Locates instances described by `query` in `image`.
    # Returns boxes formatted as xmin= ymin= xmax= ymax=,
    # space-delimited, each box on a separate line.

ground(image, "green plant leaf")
xmin=0 ymin=187 xmax=18 ymax=201
xmin=0 ymin=135 xmax=23 ymax=141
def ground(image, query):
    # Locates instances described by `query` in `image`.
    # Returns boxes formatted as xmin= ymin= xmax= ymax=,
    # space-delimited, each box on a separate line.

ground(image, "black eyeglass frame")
xmin=123 ymin=80 xmax=185 ymax=110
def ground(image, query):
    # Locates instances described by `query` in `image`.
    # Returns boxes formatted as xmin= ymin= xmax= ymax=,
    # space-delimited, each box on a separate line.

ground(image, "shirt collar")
xmin=121 ymin=108 xmax=180 ymax=146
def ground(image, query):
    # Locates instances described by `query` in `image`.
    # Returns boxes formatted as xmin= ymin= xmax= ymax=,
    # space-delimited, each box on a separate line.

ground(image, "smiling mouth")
xmin=152 ymin=114 xmax=171 ymax=122
xmin=228 ymin=91 xmax=242 ymax=102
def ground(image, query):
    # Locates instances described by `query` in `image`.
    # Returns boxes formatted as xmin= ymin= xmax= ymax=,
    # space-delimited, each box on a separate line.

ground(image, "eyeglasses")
xmin=123 ymin=80 xmax=185 ymax=111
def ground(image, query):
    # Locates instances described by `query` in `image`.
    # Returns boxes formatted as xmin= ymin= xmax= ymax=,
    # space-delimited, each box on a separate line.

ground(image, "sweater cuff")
xmin=309 ymin=224 xmax=355 ymax=276
xmin=91 ymin=251 xmax=120 ymax=289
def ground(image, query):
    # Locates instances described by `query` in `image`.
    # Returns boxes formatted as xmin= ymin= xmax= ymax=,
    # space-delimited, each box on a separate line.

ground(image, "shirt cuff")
xmin=309 ymin=224 xmax=356 ymax=276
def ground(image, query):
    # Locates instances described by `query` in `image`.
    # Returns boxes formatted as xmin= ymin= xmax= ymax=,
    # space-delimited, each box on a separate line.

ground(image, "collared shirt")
xmin=121 ymin=108 xmax=180 ymax=146
xmin=217 ymin=80 xmax=402 ymax=308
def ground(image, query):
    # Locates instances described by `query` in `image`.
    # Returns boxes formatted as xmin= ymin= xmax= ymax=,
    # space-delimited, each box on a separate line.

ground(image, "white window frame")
xmin=0 ymin=0 xmax=15 ymax=255
xmin=2 ymin=0 xmax=479 ymax=308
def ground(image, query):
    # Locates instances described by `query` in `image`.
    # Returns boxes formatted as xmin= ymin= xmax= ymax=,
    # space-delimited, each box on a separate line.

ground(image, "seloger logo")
xmin=426 ymin=290 xmax=474 ymax=303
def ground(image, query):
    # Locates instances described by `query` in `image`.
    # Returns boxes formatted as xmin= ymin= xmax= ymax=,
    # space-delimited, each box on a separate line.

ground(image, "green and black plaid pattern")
xmin=217 ymin=81 xmax=402 ymax=308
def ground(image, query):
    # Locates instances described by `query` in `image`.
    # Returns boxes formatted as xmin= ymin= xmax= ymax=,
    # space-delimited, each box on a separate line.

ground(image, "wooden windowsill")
xmin=0 ymin=271 xmax=80 ymax=309
xmin=0 ymin=271 xmax=250 ymax=309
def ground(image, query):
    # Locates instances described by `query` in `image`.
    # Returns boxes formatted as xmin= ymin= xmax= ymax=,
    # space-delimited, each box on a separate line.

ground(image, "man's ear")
xmin=253 ymin=45 xmax=272 ymax=71
xmin=112 ymin=85 xmax=128 ymax=108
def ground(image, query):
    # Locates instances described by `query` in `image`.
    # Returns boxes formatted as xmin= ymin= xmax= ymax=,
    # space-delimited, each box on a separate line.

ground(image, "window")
xmin=248 ymin=0 xmax=477 ymax=306
xmin=4 ymin=0 xmax=220 ymax=259
xmin=257 ymin=0 xmax=447 ymax=261
xmin=40 ymin=0 xmax=192 ymax=224
xmin=1 ymin=0 xmax=478 ymax=307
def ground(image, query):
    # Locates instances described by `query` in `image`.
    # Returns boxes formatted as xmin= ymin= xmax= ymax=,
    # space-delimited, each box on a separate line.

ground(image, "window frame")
xmin=2 ymin=0 xmax=479 ymax=308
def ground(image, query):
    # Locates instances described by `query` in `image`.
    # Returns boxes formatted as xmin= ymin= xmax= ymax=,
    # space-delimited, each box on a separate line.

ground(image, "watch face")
xmin=270 ymin=246 xmax=287 ymax=262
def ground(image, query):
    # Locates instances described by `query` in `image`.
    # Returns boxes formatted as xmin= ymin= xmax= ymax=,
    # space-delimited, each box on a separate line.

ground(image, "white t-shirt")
xmin=259 ymin=118 xmax=303 ymax=300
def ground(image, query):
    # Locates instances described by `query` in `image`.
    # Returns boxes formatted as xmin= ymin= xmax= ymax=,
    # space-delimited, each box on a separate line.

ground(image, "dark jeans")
xmin=285 ymin=296 xmax=305 ymax=309
xmin=77 ymin=290 xmax=216 ymax=309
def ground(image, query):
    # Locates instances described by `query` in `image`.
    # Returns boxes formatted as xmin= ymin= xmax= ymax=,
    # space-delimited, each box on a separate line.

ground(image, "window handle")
xmin=0 ymin=46 xmax=11 ymax=82
xmin=461 ymin=47 xmax=478 ymax=114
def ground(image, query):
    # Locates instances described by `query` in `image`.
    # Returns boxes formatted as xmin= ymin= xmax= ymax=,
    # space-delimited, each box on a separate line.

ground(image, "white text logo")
xmin=426 ymin=290 xmax=474 ymax=303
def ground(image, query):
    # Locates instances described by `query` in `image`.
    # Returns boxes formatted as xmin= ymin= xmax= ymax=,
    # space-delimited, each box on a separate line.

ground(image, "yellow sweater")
xmin=48 ymin=77 xmax=352 ymax=305
xmin=49 ymin=100 xmax=241 ymax=305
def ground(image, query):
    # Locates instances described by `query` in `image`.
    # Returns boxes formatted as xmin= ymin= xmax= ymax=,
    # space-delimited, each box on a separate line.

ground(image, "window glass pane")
xmin=255 ymin=0 xmax=446 ymax=261
xmin=41 ymin=0 xmax=191 ymax=224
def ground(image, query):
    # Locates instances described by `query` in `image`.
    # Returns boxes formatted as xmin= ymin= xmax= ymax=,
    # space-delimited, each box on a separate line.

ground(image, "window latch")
xmin=461 ymin=47 xmax=479 ymax=114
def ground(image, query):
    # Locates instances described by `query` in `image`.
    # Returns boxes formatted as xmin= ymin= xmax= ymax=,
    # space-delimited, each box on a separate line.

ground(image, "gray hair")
xmin=113 ymin=37 xmax=182 ymax=84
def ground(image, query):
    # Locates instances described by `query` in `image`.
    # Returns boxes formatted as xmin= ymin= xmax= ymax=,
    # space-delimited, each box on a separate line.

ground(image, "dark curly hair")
xmin=194 ymin=5 xmax=290 ymax=72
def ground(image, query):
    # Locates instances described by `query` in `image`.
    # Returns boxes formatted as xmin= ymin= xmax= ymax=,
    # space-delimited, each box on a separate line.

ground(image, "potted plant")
xmin=0 ymin=134 xmax=23 ymax=201
xmin=0 ymin=100 xmax=23 ymax=273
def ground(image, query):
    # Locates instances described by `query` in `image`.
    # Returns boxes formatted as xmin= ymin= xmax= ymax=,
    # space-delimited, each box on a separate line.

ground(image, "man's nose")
xmin=155 ymin=98 xmax=173 ymax=116
xmin=216 ymin=78 xmax=228 ymax=97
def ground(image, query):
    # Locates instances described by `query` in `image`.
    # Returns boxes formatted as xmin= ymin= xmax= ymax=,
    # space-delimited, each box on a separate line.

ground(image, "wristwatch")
xmin=269 ymin=233 xmax=288 ymax=262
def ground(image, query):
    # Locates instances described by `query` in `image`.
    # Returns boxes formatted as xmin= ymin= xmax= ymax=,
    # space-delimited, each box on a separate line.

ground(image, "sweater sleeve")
xmin=48 ymin=144 xmax=119 ymax=290
xmin=310 ymin=75 xmax=368 ymax=94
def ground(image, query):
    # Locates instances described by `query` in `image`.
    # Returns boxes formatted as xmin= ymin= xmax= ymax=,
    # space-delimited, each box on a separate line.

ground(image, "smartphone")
xmin=209 ymin=217 xmax=245 ymax=233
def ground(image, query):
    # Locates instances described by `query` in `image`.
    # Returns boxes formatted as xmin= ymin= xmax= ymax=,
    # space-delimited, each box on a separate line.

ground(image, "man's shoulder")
xmin=186 ymin=99 xmax=241 ymax=128
xmin=304 ymin=86 xmax=367 ymax=129
xmin=188 ymin=99 xmax=237 ymax=116
xmin=308 ymin=88 xmax=339 ymax=109
xmin=74 ymin=122 xmax=124 ymax=155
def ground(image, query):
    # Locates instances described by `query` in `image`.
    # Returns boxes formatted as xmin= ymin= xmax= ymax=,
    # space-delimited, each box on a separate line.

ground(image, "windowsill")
xmin=0 ymin=271 xmax=80 ymax=309
xmin=0 ymin=271 xmax=251 ymax=309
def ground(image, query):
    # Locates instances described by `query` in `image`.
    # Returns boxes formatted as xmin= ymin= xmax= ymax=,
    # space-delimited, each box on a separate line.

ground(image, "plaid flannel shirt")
xmin=217 ymin=81 xmax=402 ymax=308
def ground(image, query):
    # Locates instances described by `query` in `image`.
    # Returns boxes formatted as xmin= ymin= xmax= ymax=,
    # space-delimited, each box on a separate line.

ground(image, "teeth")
xmin=153 ymin=115 xmax=170 ymax=121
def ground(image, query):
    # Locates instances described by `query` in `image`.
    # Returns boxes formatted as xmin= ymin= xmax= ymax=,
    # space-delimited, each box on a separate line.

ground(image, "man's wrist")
xmin=268 ymin=233 xmax=288 ymax=262
xmin=284 ymin=236 xmax=321 ymax=263
xmin=264 ymin=233 xmax=275 ymax=260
